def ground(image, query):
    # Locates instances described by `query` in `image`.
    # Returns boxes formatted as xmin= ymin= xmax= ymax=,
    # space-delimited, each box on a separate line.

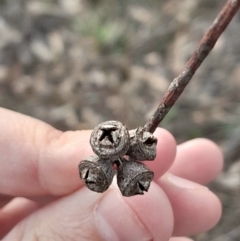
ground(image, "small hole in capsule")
xmin=144 ymin=137 xmax=156 ymax=146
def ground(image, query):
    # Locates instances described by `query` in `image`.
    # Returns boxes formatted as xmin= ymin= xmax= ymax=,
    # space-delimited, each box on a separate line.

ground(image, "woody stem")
xmin=144 ymin=0 xmax=240 ymax=133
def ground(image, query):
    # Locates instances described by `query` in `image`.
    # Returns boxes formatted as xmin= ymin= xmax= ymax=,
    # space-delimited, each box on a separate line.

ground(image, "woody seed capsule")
xmin=90 ymin=120 xmax=130 ymax=159
xmin=126 ymin=126 xmax=157 ymax=161
xmin=117 ymin=157 xmax=154 ymax=197
xmin=78 ymin=156 xmax=115 ymax=193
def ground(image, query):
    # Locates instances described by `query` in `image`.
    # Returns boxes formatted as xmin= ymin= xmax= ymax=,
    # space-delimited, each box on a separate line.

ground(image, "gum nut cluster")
xmin=78 ymin=120 xmax=158 ymax=197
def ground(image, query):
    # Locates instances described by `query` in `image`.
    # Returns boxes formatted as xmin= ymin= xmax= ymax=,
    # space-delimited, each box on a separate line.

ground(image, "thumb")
xmin=3 ymin=181 xmax=173 ymax=241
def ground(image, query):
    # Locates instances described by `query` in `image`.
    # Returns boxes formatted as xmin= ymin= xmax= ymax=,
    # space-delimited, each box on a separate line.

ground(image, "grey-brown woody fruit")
xmin=90 ymin=120 xmax=130 ymax=159
xmin=117 ymin=158 xmax=154 ymax=197
xmin=79 ymin=156 xmax=115 ymax=193
xmin=126 ymin=127 xmax=157 ymax=161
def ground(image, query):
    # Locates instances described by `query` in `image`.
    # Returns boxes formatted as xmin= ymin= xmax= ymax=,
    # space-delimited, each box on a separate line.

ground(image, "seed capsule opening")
xmin=79 ymin=156 xmax=115 ymax=193
xmin=90 ymin=120 xmax=130 ymax=159
xmin=127 ymin=127 xmax=157 ymax=161
xmin=117 ymin=158 xmax=154 ymax=197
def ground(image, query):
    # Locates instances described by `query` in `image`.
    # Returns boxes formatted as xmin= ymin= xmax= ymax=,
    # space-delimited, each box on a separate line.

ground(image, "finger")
xmin=0 ymin=107 xmax=91 ymax=196
xmin=144 ymin=128 xmax=176 ymax=180
xmin=0 ymin=198 xmax=39 ymax=238
xmin=0 ymin=107 xmax=176 ymax=197
xmin=169 ymin=139 xmax=223 ymax=184
xmin=0 ymin=195 xmax=60 ymax=238
xmin=158 ymin=173 xmax=221 ymax=236
xmin=169 ymin=238 xmax=194 ymax=241
xmin=0 ymin=194 xmax=13 ymax=208
xmin=27 ymin=195 xmax=58 ymax=206
xmin=3 ymin=181 xmax=174 ymax=241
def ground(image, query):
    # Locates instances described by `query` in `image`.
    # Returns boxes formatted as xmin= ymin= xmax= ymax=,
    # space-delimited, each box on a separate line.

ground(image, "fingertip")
xmin=193 ymin=138 xmax=224 ymax=171
xmin=169 ymin=138 xmax=223 ymax=184
xmin=158 ymin=174 xmax=222 ymax=236
xmin=205 ymin=189 xmax=222 ymax=230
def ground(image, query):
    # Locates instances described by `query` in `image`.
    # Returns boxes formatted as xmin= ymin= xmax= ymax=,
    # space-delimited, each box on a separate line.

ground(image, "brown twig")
xmin=144 ymin=0 xmax=240 ymax=133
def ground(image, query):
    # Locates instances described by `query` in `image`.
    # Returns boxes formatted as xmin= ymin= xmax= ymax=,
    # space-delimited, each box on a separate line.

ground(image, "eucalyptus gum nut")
xmin=126 ymin=127 xmax=157 ymax=161
xmin=117 ymin=158 xmax=154 ymax=197
xmin=78 ymin=156 xmax=115 ymax=193
xmin=90 ymin=120 xmax=130 ymax=159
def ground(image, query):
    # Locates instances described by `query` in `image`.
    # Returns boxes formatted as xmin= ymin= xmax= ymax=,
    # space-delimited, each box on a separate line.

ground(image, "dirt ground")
xmin=0 ymin=0 xmax=239 ymax=240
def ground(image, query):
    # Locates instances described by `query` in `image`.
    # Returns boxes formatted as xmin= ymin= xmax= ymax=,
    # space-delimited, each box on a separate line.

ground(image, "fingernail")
xmin=166 ymin=173 xmax=208 ymax=189
xmin=95 ymin=189 xmax=152 ymax=241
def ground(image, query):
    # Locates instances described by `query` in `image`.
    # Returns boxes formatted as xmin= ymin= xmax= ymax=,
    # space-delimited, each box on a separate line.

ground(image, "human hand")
xmin=0 ymin=107 xmax=222 ymax=241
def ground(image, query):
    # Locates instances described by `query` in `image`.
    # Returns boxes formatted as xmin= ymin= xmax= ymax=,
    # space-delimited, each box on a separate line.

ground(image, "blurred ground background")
xmin=0 ymin=0 xmax=239 ymax=240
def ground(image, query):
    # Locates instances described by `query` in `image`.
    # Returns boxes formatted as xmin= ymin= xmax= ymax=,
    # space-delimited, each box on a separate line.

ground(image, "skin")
xmin=0 ymin=107 xmax=223 ymax=241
